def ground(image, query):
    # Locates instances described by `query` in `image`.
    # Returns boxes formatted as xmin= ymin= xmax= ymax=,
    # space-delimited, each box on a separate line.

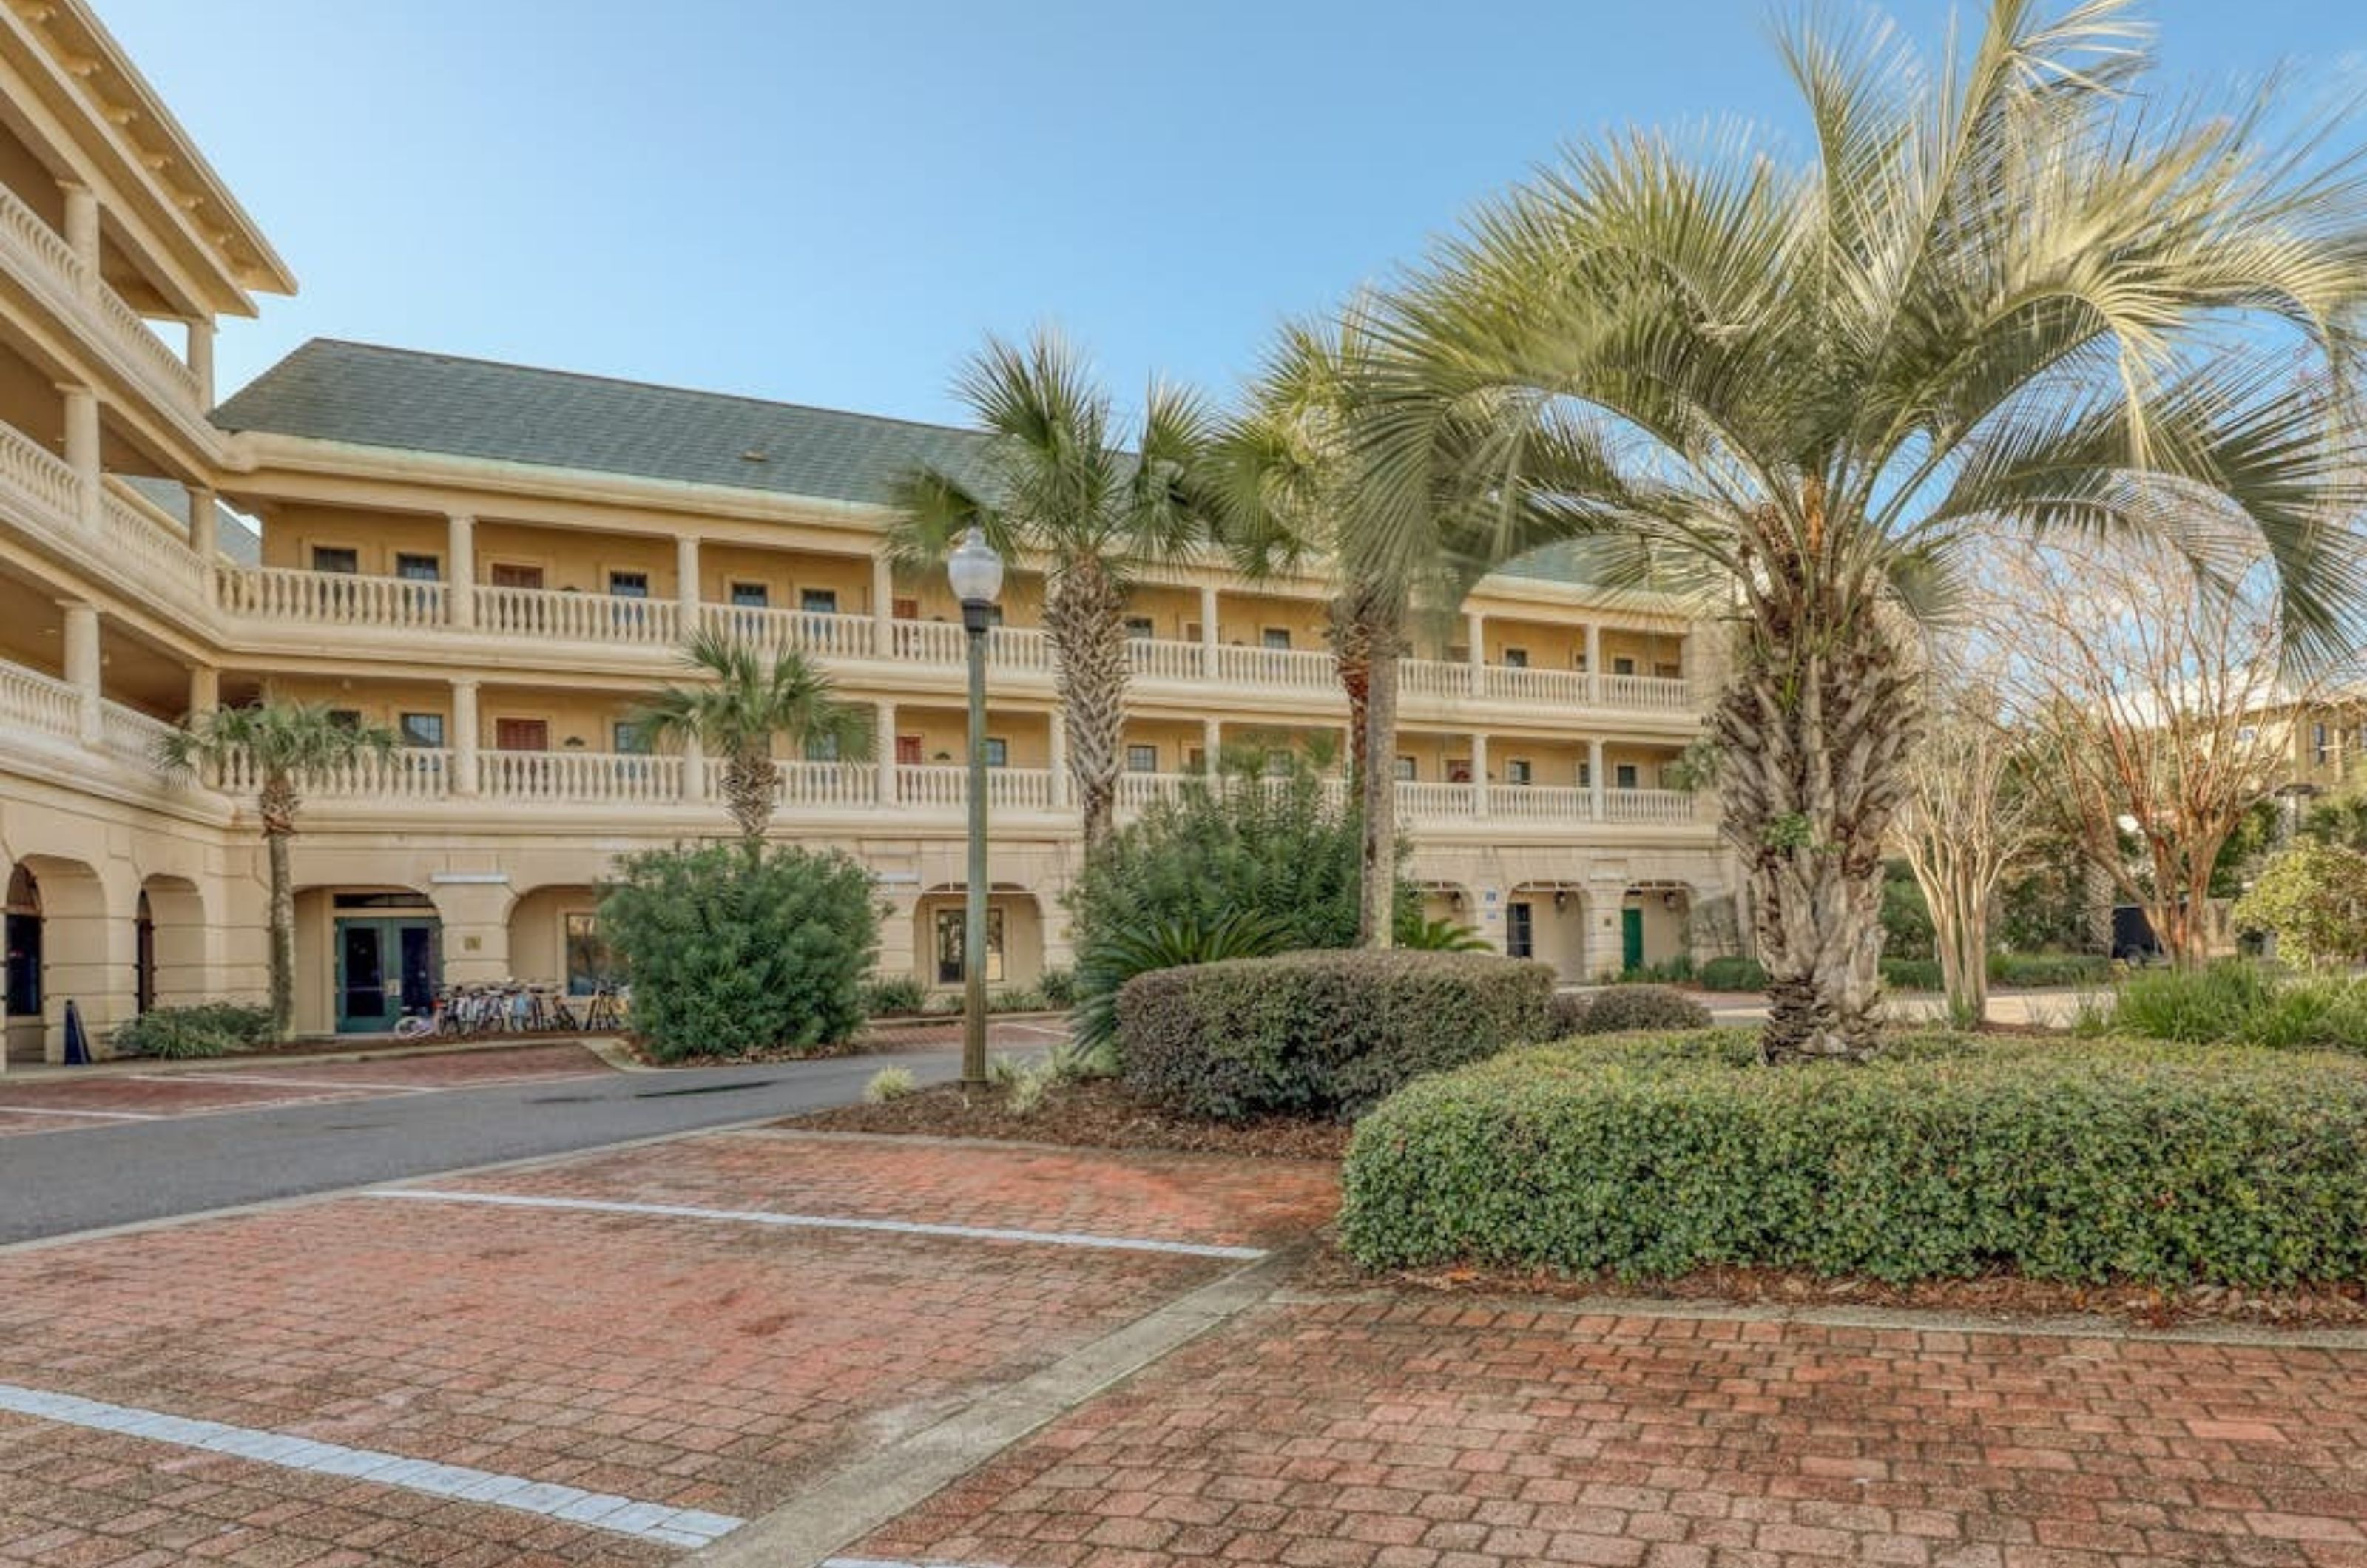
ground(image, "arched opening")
xmin=135 ymin=891 xmax=154 ymax=1015
xmin=1622 ymin=882 xmax=1695 ymax=973
xmin=912 ymin=884 xmax=1044 ymax=993
xmin=4 ymin=864 xmax=42 ymax=1064
xmin=1409 ymin=881 xmax=1484 ymax=946
xmin=294 ymin=886 xmax=440 ymax=1035
xmin=506 ymin=885 xmax=614 ymax=996
xmin=138 ymin=875 xmax=208 ymax=1011
xmin=1505 ymin=882 xmax=1590 ymax=981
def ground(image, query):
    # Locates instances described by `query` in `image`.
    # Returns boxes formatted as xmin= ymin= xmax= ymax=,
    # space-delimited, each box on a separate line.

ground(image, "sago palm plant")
xmin=1354 ymin=0 xmax=2367 ymax=1060
xmin=154 ymin=701 xmax=399 ymax=1041
xmin=891 ymin=328 xmax=1223 ymax=848
xmin=634 ymin=627 xmax=871 ymax=845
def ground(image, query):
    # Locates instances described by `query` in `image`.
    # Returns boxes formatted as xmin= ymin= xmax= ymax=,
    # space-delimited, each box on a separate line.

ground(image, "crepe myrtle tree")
xmin=1351 ymin=0 xmax=2367 ymax=1059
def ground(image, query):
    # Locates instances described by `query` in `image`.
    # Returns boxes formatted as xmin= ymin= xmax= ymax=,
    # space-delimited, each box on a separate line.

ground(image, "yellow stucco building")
xmin=0 ymin=0 xmax=1735 ymax=1061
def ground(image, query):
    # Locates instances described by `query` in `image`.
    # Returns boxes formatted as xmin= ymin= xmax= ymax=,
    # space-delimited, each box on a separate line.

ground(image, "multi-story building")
xmin=0 ymin=0 xmax=1735 ymax=1061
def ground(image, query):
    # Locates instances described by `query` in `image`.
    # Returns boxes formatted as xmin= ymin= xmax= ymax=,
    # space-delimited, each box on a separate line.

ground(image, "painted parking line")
xmin=365 ymin=1188 xmax=1269 ymax=1260
xmin=0 ymin=1380 xmax=744 ymax=1549
xmin=0 ymin=1104 xmax=163 ymax=1121
xmin=128 ymin=1072 xmax=439 ymax=1094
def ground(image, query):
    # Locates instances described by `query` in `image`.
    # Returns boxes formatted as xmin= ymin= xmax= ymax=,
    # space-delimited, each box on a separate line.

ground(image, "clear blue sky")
xmin=101 ymin=1 xmax=2367 ymax=428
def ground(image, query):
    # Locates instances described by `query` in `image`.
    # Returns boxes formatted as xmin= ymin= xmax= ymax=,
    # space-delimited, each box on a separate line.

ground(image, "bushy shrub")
xmin=2233 ymin=842 xmax=2367 ymax=970
xmin=990 ymin=985 xmax=1046 ymax=1013
xmin=1698 ymin=955 xmax=1769 ymax=991
xmin=1988 ymin=951 xmax=2111 ymax=988
xmin=1038 ymin=967 xmax=1078 ymax=1008
xmin=2114 ymin=962 xmax=2367 ymax=1053
xmin=1614 ymin=956 xmax=1696 ymax=984
xmin=599 ymin=843 xmax=877 ymax=1061
xmin=111 ymin=1003 xmax=273 ymax=1059
xmin=1879 ymin=957 xmax=1943 ymax=991
xmin=1563 ymin=985 xmax=1713 ymax=1035
xmin=1118 ymin=950 xmax=1556 ymax=1121
xmin=864 ymin=1066 xmax=916 ymax=1102
xmin=1343 ymin=1032 xmax=2367 ymax=1285
xmin=861 ymin=975 xmax=928 ymax=1017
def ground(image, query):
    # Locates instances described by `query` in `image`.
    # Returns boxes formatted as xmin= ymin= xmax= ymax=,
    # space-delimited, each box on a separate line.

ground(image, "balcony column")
xmin=1465 ymin=610 xmax=1486 ymax=698
xmin=185 ymin=317 xmax=216 ymax=409
xmin=1470 ymin=732 xmax=1490 ymax=817
xmin=675 ymin=534 xmax=701 ymax=631
xmin=186 ymin=484 xmax=218 ymax=559
xmin=1584 ymin=623 xmax=1603 ymax=701
xmin=61 ymin=184 xmax=99 ymax=291
xmin=445 ymin=513 xmax=476 ymax=628
xmin=1589 ymin=737 xmax=1607 ymax=820
xmin=679 ymin=734 xmax=706 ymax=802
xmin=1202 ymin=716 xmax=1221 ymax=772
xmin=871 ymin=554 xmax=896 ymax=658
xmin=61 ymin=601 xmax=101 ymax=748
xmin=1199 ymin=584 xmax=1219 ymax=677
xmin=186 ymin=665 xmax=219 ymax=720
xmin=875 ymin=700 xmax=898 ymax=805
xmin=1049 ymin=710 xmax=1071 ymax=809
xmin=61 ymin=384 xmax=100 ymax=527
xmin=450 ymin=678 xmax=480 ymax=797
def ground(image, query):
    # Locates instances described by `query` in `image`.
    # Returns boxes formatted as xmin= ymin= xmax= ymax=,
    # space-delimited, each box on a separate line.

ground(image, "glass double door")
xmin=335 ymin=918 xmax=440 ymax=1032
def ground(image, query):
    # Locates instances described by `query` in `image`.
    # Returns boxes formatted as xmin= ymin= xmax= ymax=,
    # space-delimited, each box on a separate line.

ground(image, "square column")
xmin=451 ymin=678 xmax=480 ymax=797
xmin=676 ymin=534 xmax=702 ymax=624
xmin=446 ymin=513 xmax=476 ymax=628
xmin=61 ymin=601 xmax=101 ymax=747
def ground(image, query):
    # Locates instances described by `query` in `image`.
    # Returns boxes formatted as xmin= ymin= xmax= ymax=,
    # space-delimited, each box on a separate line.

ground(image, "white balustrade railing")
xmin=482 ymin=749 xmax=680 ymax=802
xmin=0 ymin=419 xmax=84 ymax=527
xmin=701 ymin=604 xmax=876 ymax=660
xmin=888 ymin=619 xmax=965 ymax=665
xmin=216 ymin=748 xmax=453 ymax=800
xmin=479 ymin=586 xmax=681 ymax=644
xmin=1481 ymin=664 xmax=1593 ymax=705
xmin=97 ymin=701 xmax=175 ymax=771
xmin=101 ymin=487 xmax=207 ymax=608
xmin=987 ymin=626 xmax=1052 ymax=671
xmin=1400 ymin=660 xmax=1475 ymax=700
xmin=0 ymin=660 xmax=78 ymax=740
xmin=1117 ymin=771 xmax=1193 ymax=811
xmin=215 ymin=564 xmax=447 ymax=628
xmin=1214 ymin=643 xmax=1337 ymax=689
xmin=1604 ymin=787 xmax=1701 ymax=825
xmin=1397 ymin=781 xmax=1480 ymax=820
xmin=93 ymin=285 xmax=201 ymax=406
xmin=1600 ymin=672 xmax=1694 ymax=711
xmin=0 ymin=180 xmax=84 ymax=294
xmin=894 ymin=765 xmax=1056 ymax=810
xmin=1490 ymin=785 xmax=1597 ymax=822
xmin=771 ymin=760 xmax=876 ymax=808
xmin=0 ymin=182 xmax=200 ymax=413
xmin=1126 ymin=638 xmax=1206 ymax=682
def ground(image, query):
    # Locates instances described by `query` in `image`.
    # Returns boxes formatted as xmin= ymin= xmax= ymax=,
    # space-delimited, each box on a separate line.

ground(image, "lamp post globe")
xmin=949 ymin=526 xmax=1004 ymax=1086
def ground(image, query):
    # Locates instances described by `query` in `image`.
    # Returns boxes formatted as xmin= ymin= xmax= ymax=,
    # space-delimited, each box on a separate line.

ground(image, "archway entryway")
xmin=1505 ymin=882 xmax=1589 ymax=981
xmin=506 ymin=885 xmax=612 ymax=996
xmin=4 ymin=856 xmax=115 ymax=1062
xmin=1623 ymin=882 xmax=1695 ymax=972
xmin=137 ymin=875 xmax=208 ymax=1013
xmin=912 ymin=884 xmax=1045 ymax=992
xmin=298 ymin=888 xmax=441 ymax=1034
xmin=1410 ymin=881 xmax=1482 ymax=943
xmin=4 ymin=864 xmax=41 ymax=1063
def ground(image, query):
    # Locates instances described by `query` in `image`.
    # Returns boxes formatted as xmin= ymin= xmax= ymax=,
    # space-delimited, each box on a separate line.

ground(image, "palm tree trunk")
xmin=1328 ymin=594 xmax=1374 ymax=781
xmin=1049 ymin=560 xmax=1129 ymax=849
xmin=1717 ymin=534 xmax=1919 ymax=1063
xmin=266 ymin=827 xmax=295 ymax=1044
xmin=723 ymin=749 xmax=778 ymax=848
xmin=1357 ymin=604 xmax=1402 ymax=948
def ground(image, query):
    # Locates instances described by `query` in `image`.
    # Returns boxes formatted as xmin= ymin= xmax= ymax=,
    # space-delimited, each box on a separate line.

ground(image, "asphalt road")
xmin=0 ymin=1047 xmax=977 ymax=1246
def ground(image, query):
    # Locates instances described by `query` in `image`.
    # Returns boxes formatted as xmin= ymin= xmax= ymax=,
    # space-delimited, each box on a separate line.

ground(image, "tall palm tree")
xmin=155 ymin=701 xmax=399 ymax=1042
xmin=633 ymin=627 xmax=872 ymax=845
xmin=891 ymin=328 xmax=1222 ymax=848
xmin=1354 ymin=0 xmax=2367 ymax=1061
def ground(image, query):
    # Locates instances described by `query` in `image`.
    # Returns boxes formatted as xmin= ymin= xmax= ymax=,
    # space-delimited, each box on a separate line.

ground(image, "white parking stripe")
xmin=365 ymin=1188 xmax=1269 ymax=1260
xmin=133 ymin=1073 xmax=438 ymax=1094
xmin=0 ymin=1105 xmax=163 ymax=1121
xmin=0 ymin=1381 xmax=743 ymax=1548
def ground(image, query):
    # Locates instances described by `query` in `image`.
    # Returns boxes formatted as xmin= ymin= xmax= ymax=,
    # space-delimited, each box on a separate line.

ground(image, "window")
xmin=1261 ymin=628 xmax=1293 ymax=650
xmin=1505 ymin=903 xmax=1534 ymax=961
xmin=1502 ymin=647 xmax=1530 ymax=669
xmin=892 ymin=596 xmax=920 ymax=621
xmin=328 ymin=709 xmax=362 ymax=732
xmin=1506 ymin=758 xmax=1533 ymax=787
xmin=1126 ymin=744 xmax=1158 ymax=774
xmin=490 ymin=562 xmax=544 ymax=590
xmin=496 ymin=717 xmax=550 ymax=752
xmin=1615 ymin=763 xmax=1639 ymax=790
xmin=935 ymin=906 xmax=1005 ymax=985
xmin=398 ymin=712 xmax=445 ymax=748
xmin=804 ymin=733 xmax=840 ymax=762
xmin=1578 ymin=760 xmax=1593 ymax=788
xmin=394 ymin=553 xmax=441 ymax=582
xmin=608 ymin=571 xmax=650 ymax=599
xmin=985 ymin=737 xmax=1009 ymax=768
xmin=1447 ymin=644 xmax=1469 ymax=663
xmin=1573 ymin=648 xmax=1590 ymax=672
xmin=614 ymin=720 xmax=652 ymax=755
xmin=730 ymin=581 xmax=769 ymax=609
xmin=1613 ymin=656 xmax=1638 ymax=675
xmin=564 ymin=913 xmax=621 ymax=996
xmin=311 ymin=546 xmax=359 ymax=575
xmin=2238 ymin=725 xmax=2260 ymax=744
xmin=1186 ymin=747 xmax=1207 ymax=774
xmin=4 ymin=910 xmax=40 ymax=1018
xmin=801 ymin=588 xmax=839 ymax=615
xmin=1394 ymin=756 xmax=1417 ymax=781
xmin=896 ymin=734 xmax=924 ymax=766
xmin=2317 ymin=723 xmax=2335 ymax=765
xmin=1124 ymin=616 xmax=1156 ymax=641
xmin=1184 ymin=621 xmax=1203 ymax=642
xmin=1448 ymin=758 xmax=1473 ymax=784
xmin=1655 ymin=662 xmax=1683 ymax=680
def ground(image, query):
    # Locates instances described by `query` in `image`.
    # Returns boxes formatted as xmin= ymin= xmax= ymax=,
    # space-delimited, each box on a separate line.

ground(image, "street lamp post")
xmin=947 ymin=526 xmax=1004 ymax=1087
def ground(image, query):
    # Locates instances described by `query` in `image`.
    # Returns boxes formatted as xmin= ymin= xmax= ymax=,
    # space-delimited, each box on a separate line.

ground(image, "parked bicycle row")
xmin=392 ymin=981 xmax=629 ymax=1038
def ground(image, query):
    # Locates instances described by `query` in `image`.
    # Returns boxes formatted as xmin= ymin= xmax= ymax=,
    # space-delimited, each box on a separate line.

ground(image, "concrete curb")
xmin=687 ymin=1245 xmax=1309 ymax=1568
xmin=0 ymin=1035 xmax=612 ymax=1084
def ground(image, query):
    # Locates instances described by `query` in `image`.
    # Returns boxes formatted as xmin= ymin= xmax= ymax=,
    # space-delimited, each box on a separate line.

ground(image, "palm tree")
xmin=891 ymin=328 xmax=1222 ymax=848
xmin=1354 ymin=0 xmax=2367 ymax=1061
xmin=155 ymin=701 xmax=399 ymax=1042
xmin=633 ymin=627 xmax=872 ymax=845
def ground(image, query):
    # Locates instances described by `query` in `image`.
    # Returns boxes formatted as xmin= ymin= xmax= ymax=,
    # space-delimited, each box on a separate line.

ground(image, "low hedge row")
xmin=1341 ymin=1031 xmax=2367 ymax=1285
xmin=1548 ymin=985 xmax=1712 ymax=1036
xmin=110 ymin=1002 xmax=274 ymax=1059
xmin=1697 ymin=953 xmax=2111 ymax=993
xmin=1117 ymin=950 xmax=1556 ymax=1121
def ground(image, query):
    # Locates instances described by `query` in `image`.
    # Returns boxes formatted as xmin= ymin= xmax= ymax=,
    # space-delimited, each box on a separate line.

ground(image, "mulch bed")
xmin=787 ymin=1078 xmax=1353 ymax=1160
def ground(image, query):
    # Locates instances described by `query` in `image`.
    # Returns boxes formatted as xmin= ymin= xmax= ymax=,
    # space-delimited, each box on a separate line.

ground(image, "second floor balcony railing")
xmin=215 ymin=564 xmax=448 ymax=628
xmin=0 ymin=180 xmax=203 ymax=413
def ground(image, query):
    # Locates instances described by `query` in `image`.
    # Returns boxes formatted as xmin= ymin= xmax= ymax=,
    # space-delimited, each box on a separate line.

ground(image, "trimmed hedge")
xmin=1698 ymin=955 xmax=1769 ymax=991
xmin=1117 ymin=950 xmax=1556 ymax=1121
xmin=1342 ymin=1031 xmax=2367 ymax=1285
xmin=1990 ymin=952 xmax=2112 ymax=987
xmin=1550 ymin=985 xmax=1712 ymax=1036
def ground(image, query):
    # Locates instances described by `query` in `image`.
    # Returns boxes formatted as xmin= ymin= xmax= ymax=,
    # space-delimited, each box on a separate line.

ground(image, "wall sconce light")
xmin=1553 ymin=890 xmax=1568 ymax=912
xmin=1662 ymin=890 xmax=1681 ymax=910
xmin=1448 ymin=891 xmax=1463 ymax=910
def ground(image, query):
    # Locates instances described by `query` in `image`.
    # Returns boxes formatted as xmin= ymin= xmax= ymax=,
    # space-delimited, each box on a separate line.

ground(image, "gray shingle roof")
xmin=211 ymin=339 xmax=997 ymax=508
xmin=119 ymin=474 xmax=260 ymax=565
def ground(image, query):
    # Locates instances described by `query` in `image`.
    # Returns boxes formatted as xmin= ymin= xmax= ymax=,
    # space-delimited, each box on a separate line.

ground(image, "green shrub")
xmin=1401 ymin=917 xmax=1491 ymax=952
xmin=599 ymin=843 xmax=878 ymax=1061
xmin=864 ymin=1066 xmax=916 ymax=1102
xmin=1879 ymin=957 xmax=1943 ymax=991
xmin=2114 ymin=962 xmax=2367 ymax=1053
xmin=1072 ymin=911 xmax=1288 ymax=1055
xmin=2234 ymin=842 xmax=2367 ymax=970
xmin=110 ymin=1003 xmax=273 ymax=1060
xmin=1613 ymin=956 xmax=1696 ymax=984
xmin=1342 ymin=1032 xmax=2367 ymax=1286
xmin=1038 ymin=966 xmax=1078 ymax=1008
xmin=861 ymin=975 xmax=928 ymax=1017
xmin=1988 ymin=951 xmax=2111 ymax=988
xmin=1118 ymin=950 xmax=1556 ymax=1121
xmin=990 ymin=985 xmax=1046 ymax=1013
xmin=1565 ymin=985 xmax=1713 ymax=1035
xmin=1698 ymin=955 xmax=1769 ymax=991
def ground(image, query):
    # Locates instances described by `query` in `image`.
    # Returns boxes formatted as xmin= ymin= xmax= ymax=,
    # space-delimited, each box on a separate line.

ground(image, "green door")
xmin=335 ymin=918 xmax=440 ymax=1033
xmin=1621 ymin=908 xmax=1644 ymax=973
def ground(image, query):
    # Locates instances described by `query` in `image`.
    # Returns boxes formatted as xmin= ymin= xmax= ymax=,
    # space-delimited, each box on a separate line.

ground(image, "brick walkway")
xmin=857 ymin=1297 xmax=2367 ymax=1568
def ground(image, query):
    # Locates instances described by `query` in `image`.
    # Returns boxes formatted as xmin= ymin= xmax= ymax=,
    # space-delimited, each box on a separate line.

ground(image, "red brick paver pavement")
xmin=860 ymin=1297 xmax=2367 ymax=1568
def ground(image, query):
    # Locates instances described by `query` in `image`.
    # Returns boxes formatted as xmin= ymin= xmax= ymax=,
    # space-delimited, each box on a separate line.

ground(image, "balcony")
xmin=1114 ymin=772 xmax=1709 ymax=829
xmin=0 ymin=659 xmax=212 ymax=805
xmin=0 ymin=419 xmax=211 ymax=616
xmin=0 ymin=181 xmax=203 ymax=416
